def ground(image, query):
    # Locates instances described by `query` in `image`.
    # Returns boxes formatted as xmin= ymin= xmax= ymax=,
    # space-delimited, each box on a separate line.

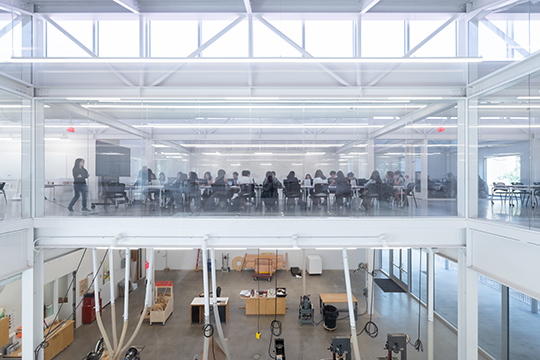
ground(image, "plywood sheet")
xmin=0 ymin=316 xmax=9 ymax=348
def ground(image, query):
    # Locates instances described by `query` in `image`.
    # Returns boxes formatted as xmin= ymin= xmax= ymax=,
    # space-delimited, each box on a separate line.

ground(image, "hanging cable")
xmin=268 ymin=249 xmax=283 ymax=360
xmin=409 ymin=249 xmax=424 ymax=352
xmin=357 ymin=250 xmax=378 ymax=339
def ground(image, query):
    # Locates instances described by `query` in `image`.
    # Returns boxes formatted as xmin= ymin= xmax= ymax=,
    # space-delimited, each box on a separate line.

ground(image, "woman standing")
xmin=68 ymin=158 xmax=89 ymax=212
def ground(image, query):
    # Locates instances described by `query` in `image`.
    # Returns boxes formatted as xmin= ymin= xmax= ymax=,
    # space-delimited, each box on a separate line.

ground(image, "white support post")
xmin=468 ymin=98 xmax=479 ymax=218
xmin=365 ymin=248 xmax=374 ymax=315
xmin=21 ymin=98 xmax=32 ymax=218
xmin=367 ymin=138 xmax=375 ymax=175
xmin=342 ymin=249 xmax=362 ymax=360
xmin=468 ymin=2 xmax=480 ymax=83
xmin=427 ymin=249 xmax=434 ymax=360
xmin=109 ymin=249 xmax=118 ymax=351
xmin=458 ymin=246 xmax=478 ymax=360
xmin=22 ymin=251 xmax=44 ymax=360
xmin=247 ymin=14 xmax=253 ymax=87
xmin=420 ymin=139 xmax=428 ymax=200
xmin=32 ymin=100 xmax=45 ymax=218
xmin=457 ymin=100 xmax=467 ymax=217
xmin=302 ymin=249 xmax=306 ymax=295
xmin=210 ymin=249 xmax=231 ymax=360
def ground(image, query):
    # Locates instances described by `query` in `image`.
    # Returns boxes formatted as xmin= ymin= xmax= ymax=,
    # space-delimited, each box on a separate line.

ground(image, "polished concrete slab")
xmin=53 ymin=269 xmax=488 ymax=360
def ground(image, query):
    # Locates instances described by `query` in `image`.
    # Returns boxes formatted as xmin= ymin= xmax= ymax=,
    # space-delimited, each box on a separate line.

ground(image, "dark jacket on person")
xmin=73 ymin=167 xmax=89 ymax=184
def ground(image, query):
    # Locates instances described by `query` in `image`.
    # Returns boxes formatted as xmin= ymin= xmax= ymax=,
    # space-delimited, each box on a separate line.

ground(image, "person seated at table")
xmin=283 ymin=171 xmax=301 ymax=207
xmin=237 ymin=170 xmax=255 ymax=185
xmin=347 ymin=172 xmax=356 ymax=185
xmin=186 ymin=171 xmax=201 ymax=211
xmin=385 ymin=171 xmax=394 ymax=185
xmin=330 ymin=170 xmax=351 ymax=209
xmin=207 ymin=169 xmax=230 ymax=210
xmin=227 ymin=171 xmax=240 ymax=200
xmin=312 ymin=169 xmax=328 ymax=206
xmin=361 ymin=170 xmax=382 ymax=210
xmin=201 ymin=171 xmax=213 ymax=208
xmin=262 ymin=171 xmax=279 ymax=211
xmin=166 ymin=172 xmax=185 ymax=210
xmin=393 ymin=170 xmax=406 ymax=204
xmin=237 ymin=170 xmax=256 ymax=205
xmin=302 ymin=174 xmax=313 ymax=186
xmin=145 ymin=169 xmax=158 ymax=204
xmin=271 ymin=171 xmax=283 ymax=189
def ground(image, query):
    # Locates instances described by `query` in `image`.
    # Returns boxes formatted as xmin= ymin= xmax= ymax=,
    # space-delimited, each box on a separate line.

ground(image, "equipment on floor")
xmin=384 ymin=333 xmax=408 ymax=360
xmin=275 ymin=338 xmax=285 ymax=360
xmin=322 ymin=305 xmax=339 ymax=331
xmin=298 ymin=294 xmax=314 ymax=326
xmin=85 ymin=338 xmax=104 ymax=360
xmin=125 ymin=346 xmax=141 ymax=360
xmin=221 ymin=253 xmax=230 ymax=272
xmin=328 ymin=336 xmax=351 ymax=360
xmin=195 ymin=249 xmax=202 ymax=272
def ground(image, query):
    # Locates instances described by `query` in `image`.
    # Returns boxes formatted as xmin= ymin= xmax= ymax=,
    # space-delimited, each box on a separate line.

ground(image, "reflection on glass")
xmin=478 ymin=274 xmax=502 ymax=359
xmin=509 ymin=291 xmax=540 ymax=360
xmin=411 ymin=249 xmax=427 ymax=304
xmin=434 ymin=255 xmax=458 ymax=327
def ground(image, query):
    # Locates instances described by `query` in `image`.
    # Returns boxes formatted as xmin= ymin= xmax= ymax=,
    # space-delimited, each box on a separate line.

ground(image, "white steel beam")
xmin=367 ymin=14 xmax=462 ymax=87
xmin=150 ymin=15 xmax=246 ymax=87
xmin=255 ymin=15 xmax=351 ymax=86
xmin=368 ymin=102 xmax=457 ymax=139
xmin=467 ymin=48 xmax=540 ymax=98
xmin=457 ymin=246 xmax=478 ymax=360
xmin=112 ymin=0 xmax=139 ymax=14
xmin=480 ymin=19 xmax=529 ymax=58
xmin=359 ymin=0 xmax=381 ymax=14
xmin=243 ymin=0 xmax=252 ymax=13
xmin=0 ymin=16 xmax=20 ymax=40
xmin=33 ymin=217 xmax=466 ymax=249
xmin=40 ymin=15 xmax=135 ymax=87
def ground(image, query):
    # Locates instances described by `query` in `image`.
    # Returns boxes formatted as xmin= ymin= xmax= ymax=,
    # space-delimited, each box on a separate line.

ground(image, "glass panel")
xmin=509 ymin=291 xmax=540 ymax=360
xmin=46 ymin=20 xmax=93 ymax=57
xmin=381 ymin=249 xmax=390 ymax=275
xmin=150 ymin=21 xmax=198 ymax=57
xmin=410 ymin=248 xmax=427 ymax=304
xmin=0 ymin=89 xmax=24 ymax=221
xmin=478 ymin=274 xmax=502 ymax=359
xmin=400 ymin=249 xmax=408 ymax=285
xmin=409 ymin=20 xmax=456 ymax=57
xmin=201 ymin=20 xmax=248 ymax=57
xmin=361 ymin=21 xmax=404 ymax=57
xmin=44 ymin=281 xmax=55 ymax=318
xmin=304 ymin=20 xmax=353 ymax=57
xmin=434 ymin=255 xmax=458 ymax=327
xmin=0 ymin=17 xmax=22 ymax=58
xmin=98 ymin=20 xmax=139 ymax=57
xmin=253 ymin=20 xmax=302 ymax=57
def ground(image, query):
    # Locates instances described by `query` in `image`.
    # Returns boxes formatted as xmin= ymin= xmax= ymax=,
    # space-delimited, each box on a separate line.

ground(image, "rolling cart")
xmin=252 ymin=258 xmax=274 ymax=281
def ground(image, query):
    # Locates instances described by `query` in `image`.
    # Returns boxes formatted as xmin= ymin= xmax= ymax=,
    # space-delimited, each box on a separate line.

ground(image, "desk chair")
xmin=365 ymin=183 xmax=382 ymax=209
xmin=511 ymin=182 xmax=530 ymax=206
xmin=311 ymin=183 xmax=329 ymax=210
xmin=239 ymin=183 xmax=256 ymax=207
xmin=210 ymin=183 xmax=229 ymax=211
xmin=491 ymin=182 xmax=509 ymax=205
xmin=283 ymin=180 xmax=302 ymax=212
xmin=334 ymin=181 xmax=352 ymax=212
xmin=102 ymin=182 xmax=129 ymax=212
xmin=405 ymin=182 xmax=417 ymax=208
xmin=0 ymin=182 xmax=6 ymax=205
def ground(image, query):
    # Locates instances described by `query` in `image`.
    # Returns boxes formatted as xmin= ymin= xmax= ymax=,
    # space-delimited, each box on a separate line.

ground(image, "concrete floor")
xmin=54 ymin=269 xmax=488 ymax=360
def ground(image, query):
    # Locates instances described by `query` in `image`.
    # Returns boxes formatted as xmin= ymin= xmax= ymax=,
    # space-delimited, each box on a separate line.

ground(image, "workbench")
xmin=244 ymin=297 xmax=286 ymax=315
xmin=319 ymin=293 xmax=358 ymax=320
xmin=190 ymin=297 xmax=229 ymax=324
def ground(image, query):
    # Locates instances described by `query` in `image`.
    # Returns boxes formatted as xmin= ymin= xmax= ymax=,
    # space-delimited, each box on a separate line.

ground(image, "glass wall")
xmin=434 ymin=254 xmax=458 ymax=327
xmin=476 ymin=72 xmax=540 ymax=230
xmin=509 ymin=291 xmax=540 ymax=359
xmin=0 ymin=89 xmax=28 ymax=221
xmin=410 ymin=248 xmax=427 ymax=304
xmin=39 ymin=99 xmax=460 ymax=218
xmin=478 ymin=275 xmax=502 ymax=359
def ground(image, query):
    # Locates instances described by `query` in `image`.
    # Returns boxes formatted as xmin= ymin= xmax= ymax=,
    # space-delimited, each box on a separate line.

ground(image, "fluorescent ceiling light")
xmin=0 ymin=105 xmax=30 ymax=108
xmin=255 ymin=152 xmax=272 ymax=155
xmin=230 ymin=163 xmax=241 ymax=166
xmin=133 ymin=124 xmax=382 ymax=129
xmin=260 ymin=163 xmax=272 ymax=166
xmin=179 ymin=144 xmax=343 ymax=148
xmin=478 ymin=125 xmax=540 ymax=128
xmin=404 ymin=125 xmax=457 ymax=128
xmin=517 ymin=97 xmax=540 ymax=99
xmin=373 ymin=116 xmax=400 ymax=119
xmin=45 ymin=124 xmax=109 ymax=128
xmin=5 ymin=57 xmax=484 ymax=64
xmin=66 ymin=98 xmax=122 ymax=101
xmin=160 ymin=152 xmax=184 ymax=155
xmin=306 ymin=152 xmax=326 ymax=155
xmin=152 ymin=144 xmax=169 ymax=148
xmin=224 ymin=97 xmax=279 ymax=100
xmin=292 ymin=163 xmax=303 ymax=166
xmin=348 ymin=152 xmax=367 ymax=155
xmin=354 ymin=144 xmax=367 ymax=147
xmin=0 ymin=137 xmax=12 ymax=140
xmin=83 ymin=104 xmax=424 ymax=110
xmin=201 ymin=152 xmax=324 ymax=157
xmin=388 ymin=97 xmax=443 ymax=100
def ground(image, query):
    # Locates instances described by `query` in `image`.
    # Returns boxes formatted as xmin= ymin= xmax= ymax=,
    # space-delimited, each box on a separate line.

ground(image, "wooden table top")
xmin=319 ymin=293 xmax=358 ymax=303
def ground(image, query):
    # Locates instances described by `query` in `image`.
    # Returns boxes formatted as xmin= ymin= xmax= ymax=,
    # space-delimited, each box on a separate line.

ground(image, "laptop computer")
xmin=150 ymin=180 xmax=161 ymax=186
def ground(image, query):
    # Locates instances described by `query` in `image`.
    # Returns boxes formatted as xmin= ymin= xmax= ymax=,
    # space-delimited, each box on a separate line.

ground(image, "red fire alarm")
xmin=437 ymin=127 xmax=445 ymax=133
xmin=67 ymin=127 xmax=75 ymax=133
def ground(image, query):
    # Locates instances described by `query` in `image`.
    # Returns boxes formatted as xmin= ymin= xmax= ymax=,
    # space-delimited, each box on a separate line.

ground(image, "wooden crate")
xmin=149 ymin=281 xmax=173 ymax=326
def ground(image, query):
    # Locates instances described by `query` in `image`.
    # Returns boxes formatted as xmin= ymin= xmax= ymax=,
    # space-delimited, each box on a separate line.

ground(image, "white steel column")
xmin=366 ymin=248 xmax=374 ymax=315
xmin=468 ymin=98 xmax=479 ymax=218
xmin=367 ymin=138 xmax=375 ymax=174
xmin=33 ymin=100 xmax=46 ymax=217
xmin=457 ymin=100 xmax=467 ymax=217
xmin=458 ymin=246 xmax=478 ymax=360
xmin=210 ymin=249 xmax=231 ymax=360
xmin=342 ymin=249 xmax=362 ymax=360
xmin=22 ymin=250 xmax=44 ymax=360
xmin=301 ymin=249 xmax=306 ymax=295
xmin=201 ymin=239 xmax=210 ymax=360
xmin=427 ymin=249 xmax=434 ymax=360
xmin=468 ymin=2 xmax=480 ymax=83
xmin=20 ymin=15 xmax=33 ymax=84
xmin=21 ymin=98 xmax=32 ymax=218
xmin=420 ymin=139 xmax=428 ymax=200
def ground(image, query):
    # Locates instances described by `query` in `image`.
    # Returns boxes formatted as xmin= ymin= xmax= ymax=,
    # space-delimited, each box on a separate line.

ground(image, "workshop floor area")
xmin=54 ymin=270 xmax=488 ymax=360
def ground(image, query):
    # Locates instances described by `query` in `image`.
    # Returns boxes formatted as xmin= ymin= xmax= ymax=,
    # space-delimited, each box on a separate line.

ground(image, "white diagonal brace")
xmin=243 ymin=0 xmax=252 ymax=13
xmin=150 ymin=15 xmax=246 ymax=87
xmin=0 ymin=16 xmax=20 ymax=40
xmin=481 ymin=19 xmax=529 ymax=57
xmin=112 ymin=0 xmax=139 ymax=14
xmin=367 ymin=14 xmax=462 ymax=87
xmin=41 ymin=15 xmax=135 ymax=87
xmin=466 ymin=0 xmax=523 ymax=21
xmin=359 ymin=0 xmax=381 ymax=14
xmin=255 ymin=15 xmax=350 ymax=86
xmin=368 ymin=102 xmax=457 ymax=139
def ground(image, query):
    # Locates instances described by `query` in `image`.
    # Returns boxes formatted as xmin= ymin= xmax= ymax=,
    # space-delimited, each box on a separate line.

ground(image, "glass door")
xmin=391 ymin=249 xmax=409 ymax=289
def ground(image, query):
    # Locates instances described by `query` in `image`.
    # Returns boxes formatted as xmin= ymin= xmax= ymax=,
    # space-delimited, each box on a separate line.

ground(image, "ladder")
xmin=195 ymin=249 xmax=202 ymax=272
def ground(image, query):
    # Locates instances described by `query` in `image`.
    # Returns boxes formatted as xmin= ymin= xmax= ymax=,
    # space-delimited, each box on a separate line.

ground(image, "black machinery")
xmin=383 ymin=333 xmax=408 ymax=360
xmin=328 ymin=336 xmax=351 ymax=360
xmin=125 ymin=347 xmax=141 ymax=360
xmin=298 ymin=294 xmax=315 ymax=326
xmin=85 ymin=338 xmax=104 ymax=360
xmin=275 ymin=338 xmax=285 ymax=360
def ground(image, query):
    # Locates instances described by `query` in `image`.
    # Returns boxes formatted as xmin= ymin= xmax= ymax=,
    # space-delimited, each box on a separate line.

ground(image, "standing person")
xmin=68 ymin=158 xmax=89 ymax=212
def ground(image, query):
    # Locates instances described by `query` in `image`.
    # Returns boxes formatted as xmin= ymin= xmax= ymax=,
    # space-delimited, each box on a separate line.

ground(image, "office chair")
xmin=283 ymin=180 xmax=302 ymax=213
xmin=311 ymin=183 xmax=329 ymax=210
xmin=510 ymin=182 xmax=530 ymax=206
xmin=405 ymin=182 xmax=418 ymax=208
xmin=491 ymin=182 xmax=508 ymax=205
xmin=365 ymin=183 xmax=381 ymax=209
xmin=0 ymin=182 xmax=6 ymax=206
xmin=103 ymin=182 xmax=129 ymax=212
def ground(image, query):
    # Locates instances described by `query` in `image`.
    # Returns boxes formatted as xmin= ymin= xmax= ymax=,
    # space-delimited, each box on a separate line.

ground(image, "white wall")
xmin=0 ymin=279 xmax=22 ymax=333
xmin=154 ymin=249 xmax=366 ymax=271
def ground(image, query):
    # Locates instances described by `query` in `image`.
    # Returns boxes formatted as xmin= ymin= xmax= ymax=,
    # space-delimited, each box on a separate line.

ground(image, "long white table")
xmin=491 ymin=184 xmax=540 ymax=208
